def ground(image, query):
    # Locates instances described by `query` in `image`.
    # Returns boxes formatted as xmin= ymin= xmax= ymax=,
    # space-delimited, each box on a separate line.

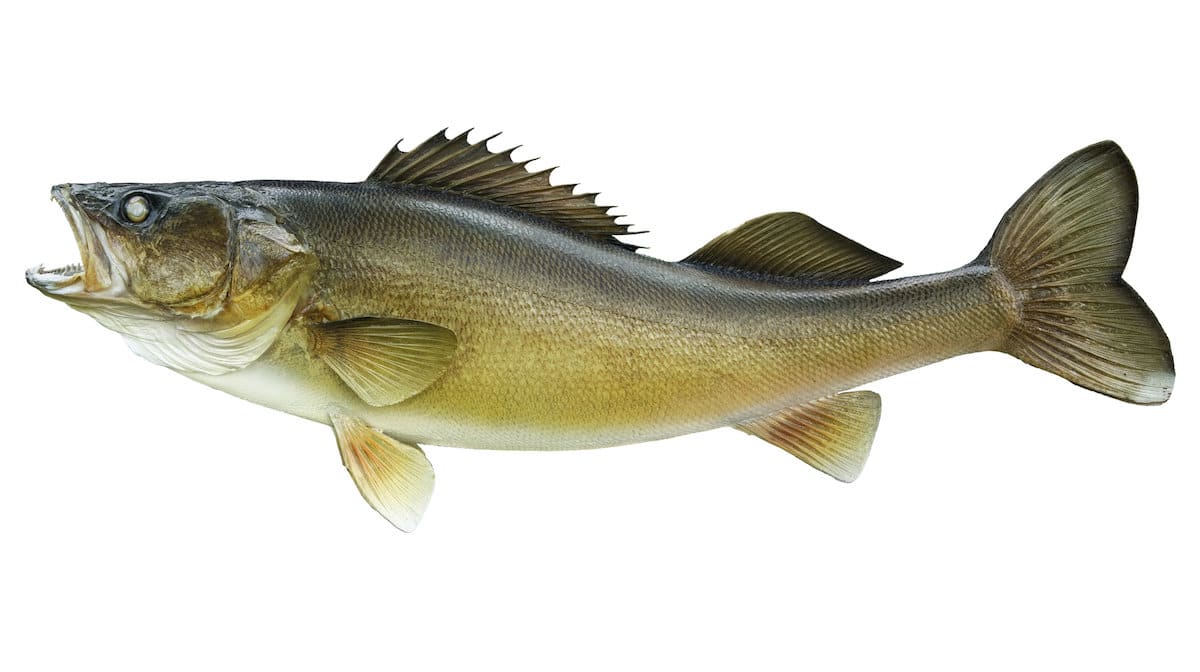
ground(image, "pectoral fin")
xmin=330 ymin=412 xmax=434 ymax=532
xmin=312 ymin=317 xmax=457 ymax=407
xmin=735 ymin=391 xmax=882 ymax=482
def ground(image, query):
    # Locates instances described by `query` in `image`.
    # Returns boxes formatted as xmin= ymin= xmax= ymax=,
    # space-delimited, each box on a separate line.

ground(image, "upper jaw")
xmin=27 ymin=185 xmax=125 ymax=300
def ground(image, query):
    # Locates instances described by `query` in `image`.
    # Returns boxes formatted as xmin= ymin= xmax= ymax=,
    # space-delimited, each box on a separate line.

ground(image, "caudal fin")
xmin=978 ymin=141 xmax=1173 ymax=404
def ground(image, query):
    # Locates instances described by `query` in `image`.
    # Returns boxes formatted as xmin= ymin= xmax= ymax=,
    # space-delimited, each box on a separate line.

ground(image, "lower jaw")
xmin=27 ymin=263 xmax=84 ymax=293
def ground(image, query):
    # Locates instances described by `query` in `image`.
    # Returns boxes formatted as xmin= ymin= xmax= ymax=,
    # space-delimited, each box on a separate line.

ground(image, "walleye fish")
xmin=27 ymin=132 xmax=1174 ymax=531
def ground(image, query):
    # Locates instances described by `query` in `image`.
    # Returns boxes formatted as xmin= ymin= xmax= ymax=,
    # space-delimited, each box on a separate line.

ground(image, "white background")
xmin=2 ymin=2 xmax=1195 ymax=670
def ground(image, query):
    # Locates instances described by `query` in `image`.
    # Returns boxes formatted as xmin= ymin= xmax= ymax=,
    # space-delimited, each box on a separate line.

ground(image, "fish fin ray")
xmin=683 ymin=212 xmax=901 ymax=284
xmin=312 ymin=317 xmax=457 ymax=407
xmin=736 ymin=391 xmax=881 ymax=482
xmin=330 ymin=412 xmax=434 ymax=532
xmin=979 ymin=141 xmax=1173 ymax=404
xmin=367 ymin=130 xmax=636 ymax=250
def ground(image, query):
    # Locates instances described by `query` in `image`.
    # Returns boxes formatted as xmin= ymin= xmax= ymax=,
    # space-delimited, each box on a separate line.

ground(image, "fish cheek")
xmin=129 ymin=201 xmax=231 ymax=307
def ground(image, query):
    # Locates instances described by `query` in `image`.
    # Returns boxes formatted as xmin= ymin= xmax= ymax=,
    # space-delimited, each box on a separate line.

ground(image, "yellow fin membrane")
xmin=312 ymin=317 xmax=457 ymax=407
xmin=736 ymin=391 xmax=882 ymax=482
xmin=330 ymin=412 xmax=435 ymax=532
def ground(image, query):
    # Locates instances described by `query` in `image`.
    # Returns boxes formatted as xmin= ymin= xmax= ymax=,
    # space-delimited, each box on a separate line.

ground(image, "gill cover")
xmin=65 ymin=185 xmax=314 ymax=375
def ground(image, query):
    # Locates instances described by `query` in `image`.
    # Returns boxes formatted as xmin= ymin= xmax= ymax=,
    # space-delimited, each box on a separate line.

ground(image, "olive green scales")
xmin=28 ymin=132 xmax=1174 ymax=531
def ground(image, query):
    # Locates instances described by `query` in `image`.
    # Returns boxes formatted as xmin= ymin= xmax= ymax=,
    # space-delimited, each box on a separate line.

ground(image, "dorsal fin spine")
xmin=521 ymin=191 xmax=597 ymax=207
xmin=442 ymin=156 xmax=521 ymax=189
xmin=471 ymin=162 xmax=538 ymax=192
xmin=507 ymin=172 xmax=563 ymax=192
xmin=397 ymin=129 xmax=472 ymax=181
xmin=435 ymin=143 xmax=506 ymax=185
xmin=367 ymin=129 xmax=634 ymax=250
xmin=394 ymin=127 xmax=455 ymax=173
xmin=504 ymin=180 xmax=573 ymax=201
xmin=371 ymin=144 xmax=405 ymax=180
xmin=489 ymin=163 xmax=547 ymax=187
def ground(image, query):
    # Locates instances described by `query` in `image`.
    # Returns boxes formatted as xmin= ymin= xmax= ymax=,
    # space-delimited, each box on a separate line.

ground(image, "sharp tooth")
xmin=41 ymin=261 xmax=83 ymax=276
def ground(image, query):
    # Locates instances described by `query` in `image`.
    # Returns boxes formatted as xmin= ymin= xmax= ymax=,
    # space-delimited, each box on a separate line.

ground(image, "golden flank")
xmin=28 ymin=132 xmax=1173 ymax=531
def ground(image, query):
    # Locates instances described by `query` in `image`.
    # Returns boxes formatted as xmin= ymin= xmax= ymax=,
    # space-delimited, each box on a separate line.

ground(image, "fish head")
xmin=28 ymin=182 xmax=314 ymax=374
xmin=30 ymin=183 xmax=242 ymax=312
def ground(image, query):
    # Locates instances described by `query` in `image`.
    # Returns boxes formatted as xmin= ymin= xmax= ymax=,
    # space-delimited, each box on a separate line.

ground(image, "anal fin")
xmin=736 ymin=391 xmax=882 ymax=482
xmin=331 ymin=412 xmax=435 ymax=532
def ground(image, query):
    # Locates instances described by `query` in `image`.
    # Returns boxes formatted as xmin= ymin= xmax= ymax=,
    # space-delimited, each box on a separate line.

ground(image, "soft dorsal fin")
xmin=683 ymin=212 xmax=901 ymax=283
xmin=311 ymin=317 xmax=458 ymax=407
xmin=368 ymin=129 xmax=636 ymax=250
xmin=735 ymin=391 xmax=882 ymax=482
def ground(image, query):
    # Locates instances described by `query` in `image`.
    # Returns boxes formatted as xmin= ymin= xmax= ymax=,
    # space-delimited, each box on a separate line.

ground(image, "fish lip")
xmin=27 ymin=185 xmax=126 ymax=300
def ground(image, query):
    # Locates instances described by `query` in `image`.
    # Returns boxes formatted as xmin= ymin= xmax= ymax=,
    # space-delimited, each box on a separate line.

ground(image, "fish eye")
xmin=122 ymin=194 xmax=150 ymax=224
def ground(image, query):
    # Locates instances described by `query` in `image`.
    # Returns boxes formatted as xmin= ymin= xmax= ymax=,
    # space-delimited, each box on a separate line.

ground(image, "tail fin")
xmin=979 ymin=141 xmax=1174 ymax=404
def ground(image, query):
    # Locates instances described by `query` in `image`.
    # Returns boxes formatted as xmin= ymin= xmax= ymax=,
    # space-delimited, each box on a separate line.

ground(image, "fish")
xmin=27 ymin=131 xmax=1174 ymax=532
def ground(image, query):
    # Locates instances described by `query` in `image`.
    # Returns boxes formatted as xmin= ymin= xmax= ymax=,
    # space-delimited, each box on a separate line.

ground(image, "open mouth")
xmin=27 ymin=185 xmax=121 ymax=298
xmin=27 ymin=261 xmax=85 ymax=290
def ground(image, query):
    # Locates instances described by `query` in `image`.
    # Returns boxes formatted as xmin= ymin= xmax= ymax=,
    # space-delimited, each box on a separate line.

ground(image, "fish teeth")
xmin=41 ymin=261 xmax=83 ymax=276
xmin=27 ymin=261 xmax=85 ymax=292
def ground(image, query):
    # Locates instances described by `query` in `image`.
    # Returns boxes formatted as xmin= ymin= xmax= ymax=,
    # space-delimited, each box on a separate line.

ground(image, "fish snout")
xmin=29 ymin=183 xmax=123 ymax=298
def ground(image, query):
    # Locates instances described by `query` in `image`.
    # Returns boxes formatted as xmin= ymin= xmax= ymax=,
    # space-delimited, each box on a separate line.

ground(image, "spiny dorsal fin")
xmin=368 ymin=129 xmax=636 ymax=250
xmin=311 ymin=317 xmax=457 ymax=407
xmin=330 ymin=412 xmax=435 ymax=532
xmin=683 ymin=212 xmax=901 ymax=284
xmin=736 ymin=391 xmax=882 ymax=482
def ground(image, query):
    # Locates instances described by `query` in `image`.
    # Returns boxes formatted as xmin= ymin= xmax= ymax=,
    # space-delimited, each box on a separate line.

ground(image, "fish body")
xmin=192 ymin=181 xmax=1011 ymax=450
xmin=28 ymin=133 xmax=1174 ymax=531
